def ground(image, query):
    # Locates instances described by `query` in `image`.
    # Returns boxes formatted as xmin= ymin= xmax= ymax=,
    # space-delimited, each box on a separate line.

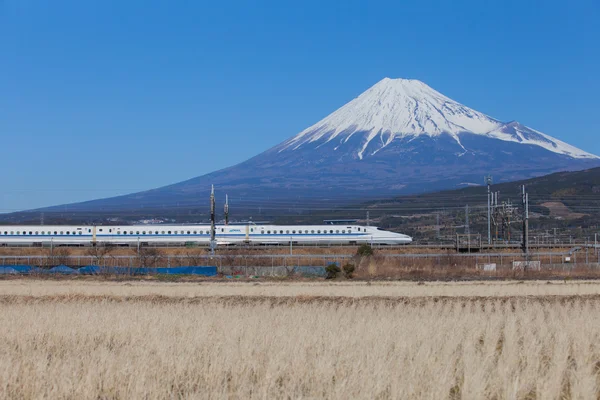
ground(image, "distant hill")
xmin=356 ymin=167 xmax=600 ymax=240
xmin=371 ymin=166 xmax=600 ymax=215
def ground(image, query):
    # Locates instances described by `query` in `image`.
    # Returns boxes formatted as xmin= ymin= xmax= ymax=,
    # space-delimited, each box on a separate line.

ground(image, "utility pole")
xmin=465 ymin=205 xmax=470 ymax=235
xmin=224 ymin=194 xmax=229 ymax=225
xmin=366 ymin=211 xmax=370 ymax=227
xmin=494 ymin=192 xmax=499 ymax=242
xmin=522 ymin=185 xmax=529 ymax=266
xmin=210 ymin=185 xmax=216 ymax=255
xmin=485 ymin=175 xmax=493 ymax=245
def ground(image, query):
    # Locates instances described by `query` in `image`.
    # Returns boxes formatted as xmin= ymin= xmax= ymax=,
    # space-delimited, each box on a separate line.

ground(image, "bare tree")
xmin=183 ymin=251 xmax=209 ymax=267
xmin=85 ymin=244 xmax=114 ymax=266
xmin=52 ymin=247 xmax=71 ymax=266
xmin=138 ymin=247 xmax=164 ymax=268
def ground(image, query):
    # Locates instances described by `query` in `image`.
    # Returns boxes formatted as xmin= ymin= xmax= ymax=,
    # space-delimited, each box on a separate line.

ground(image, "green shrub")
xmin=325 ymin=263 xmax=341 ymax=279
xmin=342 ymin=263 xmax=355 ymax=279
xmin=357 ymin=244 xmax=374 ymax=257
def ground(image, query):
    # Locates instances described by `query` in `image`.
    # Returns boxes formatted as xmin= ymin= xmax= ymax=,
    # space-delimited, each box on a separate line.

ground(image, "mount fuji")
xmin=34 ymin=78 xmax=600 ymax=212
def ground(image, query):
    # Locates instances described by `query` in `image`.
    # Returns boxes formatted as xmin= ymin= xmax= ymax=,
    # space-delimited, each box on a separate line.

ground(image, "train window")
xmin=342 ymin=230 xmax=346 ymax=234
xmin=88 ymin=229 xmax=91 ymax=233
xmin=187 ymin=231 xmax=190 ymax=234
xmin=161 ymin=231 xmax=165 ymax=234
xmin=336 ymin=230 xmax=339 ymax=234
xmin=109 ymin=229 xmax=112 ymax=233
xmin=286 ymin=230 xmax=289 ymax=234
xmin=142 ymin=231 xmax=146 ymax=235
xmin=99 ymin=229 xmax=103 ymax=232
xmin=250 ymin=229 xmax=254 ymax=232
xmin=117 ymin=232 xmax=121 ymax=235
xmin=35 ymin=231 xmax=38 ymax=235
xmin=193 ymin=231 xmax=197 ymax=234
xmin=123 ymin=232 xmax=127 ymax=235
xmin=221 ymin=229 xmax=224 ymax=232
xmin=79 ymin=232 xmax=82 ymax=235
xmin=66 ymin=231 xmax=70 ymax=235
xmin=267 ymin=231 xmax=270 ymax=234
xmin=168 ymin=231 xmax=171 ymax=234
xmin=311 ymin=230 xmax=314 ymax=234
xmin=330 ymin=230 xmax=334 ymax=234
xmin=317 ymin=230 xmax=321 ymax=233
xmin=136 ymin=231 xmax=140 ymax=235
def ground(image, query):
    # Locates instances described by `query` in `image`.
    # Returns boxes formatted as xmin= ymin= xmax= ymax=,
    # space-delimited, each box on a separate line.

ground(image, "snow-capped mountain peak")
xmin=279 ymin=78 xmax=598 ymax=160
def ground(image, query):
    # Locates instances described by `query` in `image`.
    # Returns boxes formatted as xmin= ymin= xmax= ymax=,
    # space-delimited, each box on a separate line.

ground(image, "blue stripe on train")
xmin=0 ymin=233 xmax=369 ymax=238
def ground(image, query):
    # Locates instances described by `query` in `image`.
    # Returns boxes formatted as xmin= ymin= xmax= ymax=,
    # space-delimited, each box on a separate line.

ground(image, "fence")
xmin=1 ymin=250 xmax=599 ymax=273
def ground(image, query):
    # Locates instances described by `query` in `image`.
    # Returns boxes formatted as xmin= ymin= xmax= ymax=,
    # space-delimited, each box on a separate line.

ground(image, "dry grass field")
xmin=3 ymin=280 xmax=600 ymax=399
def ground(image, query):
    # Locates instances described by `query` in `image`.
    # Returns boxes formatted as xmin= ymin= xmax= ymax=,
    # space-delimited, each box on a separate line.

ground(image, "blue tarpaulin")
xmin=76 ymin=266 xmax=217 ymax=276
xmin=78 ymin=265 xmax=100 ymax=274
xmin=2 ymin=265 xmax=33 ymax=273
xmin=49 ymin=265 xmax=79 ymax=274
xmin=1 ymin=265 xmax=224 ymax=277
xmin=0 ymin=267 xmax=18 ymax=274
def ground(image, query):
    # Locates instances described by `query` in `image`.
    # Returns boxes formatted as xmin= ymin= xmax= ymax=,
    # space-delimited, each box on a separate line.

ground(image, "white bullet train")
xmin=0 ymin=224 xmax=412 ymax=246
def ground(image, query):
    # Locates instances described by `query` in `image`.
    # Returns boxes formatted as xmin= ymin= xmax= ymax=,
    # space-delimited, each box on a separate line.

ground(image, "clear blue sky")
xmin=1 ymin=0 xmax=598 ymax=212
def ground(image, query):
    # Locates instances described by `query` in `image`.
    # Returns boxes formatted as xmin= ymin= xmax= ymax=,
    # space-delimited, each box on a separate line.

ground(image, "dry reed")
xmin=2 ymin=282 xmax=600 ymax=399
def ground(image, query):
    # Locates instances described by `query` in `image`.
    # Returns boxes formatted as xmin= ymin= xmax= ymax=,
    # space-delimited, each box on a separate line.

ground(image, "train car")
xmin=0 ymin=224 xmax=412 ymax=246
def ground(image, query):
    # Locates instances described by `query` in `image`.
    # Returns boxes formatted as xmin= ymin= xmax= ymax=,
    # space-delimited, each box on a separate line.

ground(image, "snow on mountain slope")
xmin=484 ymin=121 xmax=597 ymax=159
xmin=280 ymin=78 xmax=598 ymax=160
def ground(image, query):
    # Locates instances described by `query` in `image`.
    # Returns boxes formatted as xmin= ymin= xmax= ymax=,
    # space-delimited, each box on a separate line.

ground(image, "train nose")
xmin=394 ymin=233 xmax=412 ymax=243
